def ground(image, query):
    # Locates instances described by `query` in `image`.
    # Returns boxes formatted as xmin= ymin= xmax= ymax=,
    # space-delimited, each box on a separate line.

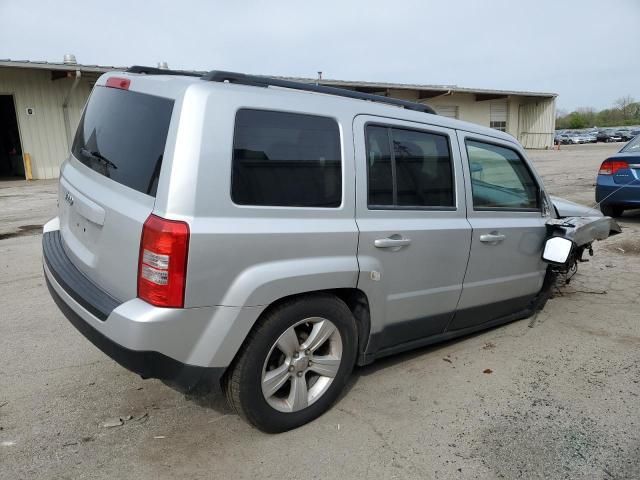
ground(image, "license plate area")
xmin=59 ymin=178 xmax=106 ymax=268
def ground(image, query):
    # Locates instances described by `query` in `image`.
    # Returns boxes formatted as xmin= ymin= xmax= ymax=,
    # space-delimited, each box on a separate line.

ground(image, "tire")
xmin=601 ymin=205 xmax=624 ymax=218
xmin=224 ymin=294 xmax=357 ymax=433
xmin=529 ymin=267 xmax=558 ymax=312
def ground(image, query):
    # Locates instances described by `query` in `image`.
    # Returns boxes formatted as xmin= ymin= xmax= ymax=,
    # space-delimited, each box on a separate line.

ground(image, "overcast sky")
xmin=1 ymin=0 xmax=639 ymax=111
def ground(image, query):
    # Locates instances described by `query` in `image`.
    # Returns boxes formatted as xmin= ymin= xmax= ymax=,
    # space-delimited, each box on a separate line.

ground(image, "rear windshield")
xmin=72 ymin=86 xmax=174 ymax=196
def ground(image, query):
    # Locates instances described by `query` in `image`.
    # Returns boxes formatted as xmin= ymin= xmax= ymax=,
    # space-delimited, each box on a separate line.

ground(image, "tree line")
xmin=556 ymin=96 xmax=639 ymax=129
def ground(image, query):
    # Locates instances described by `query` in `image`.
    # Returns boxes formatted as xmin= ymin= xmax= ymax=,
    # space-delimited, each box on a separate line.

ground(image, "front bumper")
xmin=43 ymin=229 xmax=224 ymax=393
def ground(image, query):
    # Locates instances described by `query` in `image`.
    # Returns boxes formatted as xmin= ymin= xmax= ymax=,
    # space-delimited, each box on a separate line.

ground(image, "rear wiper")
xmin=80 ymin=148 xmax=118 ymax=170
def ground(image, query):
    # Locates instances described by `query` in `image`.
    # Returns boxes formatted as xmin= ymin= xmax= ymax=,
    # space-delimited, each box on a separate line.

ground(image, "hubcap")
xmin=261 ymin=317 xmax=343 ymax=413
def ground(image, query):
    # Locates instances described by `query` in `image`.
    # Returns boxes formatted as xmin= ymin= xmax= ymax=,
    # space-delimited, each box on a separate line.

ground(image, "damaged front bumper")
xmin=546 ymin=216 xmax=622 ymax=248
xmin=543 ymin=215 xmax=621 ymax=274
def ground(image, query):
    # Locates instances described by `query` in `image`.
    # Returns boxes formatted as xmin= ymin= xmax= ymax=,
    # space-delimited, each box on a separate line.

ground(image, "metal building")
xmin=0 ymin=58 xmax=120 ymax=180
xmin=0 ymin=58 xmax=557 ymax=181
xmin=312 ymin=78 xmax=557 ymax=150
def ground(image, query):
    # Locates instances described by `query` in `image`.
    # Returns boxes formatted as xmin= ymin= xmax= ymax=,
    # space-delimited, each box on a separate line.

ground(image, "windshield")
xmin=72 ymin=86 xmax=174 ymax=197
xmin=621 ymin=135 xmax=640 ymax=153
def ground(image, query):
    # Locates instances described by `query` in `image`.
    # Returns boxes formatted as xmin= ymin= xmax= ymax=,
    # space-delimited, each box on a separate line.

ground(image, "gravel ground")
xmin=0 ymin=143 xmax=638 ymax=479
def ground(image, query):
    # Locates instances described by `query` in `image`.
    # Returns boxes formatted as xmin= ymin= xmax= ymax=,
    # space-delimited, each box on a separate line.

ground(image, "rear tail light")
xmin=599 ymin=159 xmax=629 ymax=175
xmin=138 ymin=214 xmax=189 ymax=308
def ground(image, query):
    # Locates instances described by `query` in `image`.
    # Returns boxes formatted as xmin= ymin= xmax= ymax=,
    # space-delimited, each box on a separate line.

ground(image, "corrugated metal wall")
xmin=518 ymin=99 xmax=556 ymax=149
xmin=0 ymin=67 xmax=93 ymax=179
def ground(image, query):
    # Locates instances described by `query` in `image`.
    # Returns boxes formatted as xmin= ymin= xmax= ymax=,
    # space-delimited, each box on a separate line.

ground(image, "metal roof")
xmin=0 ymin=59 xmax=557 ymax=98
xmin=291 ymin=77 xmax=557 ymax=98
xmin=0 ymin=59 xmax=124 ymax=73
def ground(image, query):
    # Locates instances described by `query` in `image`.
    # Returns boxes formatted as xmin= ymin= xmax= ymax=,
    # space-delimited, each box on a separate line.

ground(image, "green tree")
xmin=567 ymin=112 xmax=588 ymax=129
xmin=556 ymin=95 xmax=640 ymax=129
xmin=615 ymin=95 xmax=635 ymax=122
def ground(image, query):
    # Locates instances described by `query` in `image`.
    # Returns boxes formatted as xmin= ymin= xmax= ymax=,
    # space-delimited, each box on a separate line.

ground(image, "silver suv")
xmin=43 ymin=67 xmax=618 ymax=432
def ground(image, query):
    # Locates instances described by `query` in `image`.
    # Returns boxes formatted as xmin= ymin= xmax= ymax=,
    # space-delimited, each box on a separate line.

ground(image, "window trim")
xmin=230 ymin=108 xmax=343 ymax=209
xmin=364 ymin=122 xmax=457 ymax=211
xmin=464 ymin=137 xmax=541 ymax=213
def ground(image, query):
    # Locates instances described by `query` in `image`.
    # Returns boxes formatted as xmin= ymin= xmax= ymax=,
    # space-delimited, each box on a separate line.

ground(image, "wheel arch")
xmin=251 ymin=288 xmax=371 ymax=359
xmin=221 ymin=288 xmax=372 ymax=387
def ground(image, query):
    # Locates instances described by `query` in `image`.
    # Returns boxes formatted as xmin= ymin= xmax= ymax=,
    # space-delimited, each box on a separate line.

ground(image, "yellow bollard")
xmin=23 ymin=153 xmax=33 ymax=180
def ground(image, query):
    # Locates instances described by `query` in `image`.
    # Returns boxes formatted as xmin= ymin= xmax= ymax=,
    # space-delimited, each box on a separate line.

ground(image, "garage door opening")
xmin=0 ymin=95 xmax=24 ymax=179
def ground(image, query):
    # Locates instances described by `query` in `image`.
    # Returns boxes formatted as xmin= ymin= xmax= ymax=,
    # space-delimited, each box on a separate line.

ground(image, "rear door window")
xmin=72 ymin=86 xmax=174 ymax=197
xmin=232 ymin=109 xmax=342 ymax=207
xmin=366 ymin=125 xmax=455 ymax=208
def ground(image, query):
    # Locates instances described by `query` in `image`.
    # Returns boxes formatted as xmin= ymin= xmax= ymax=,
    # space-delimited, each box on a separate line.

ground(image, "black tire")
xmin=601 ymin=204 xmax=624 ymax=218
xmin=529 ymin=267 xmax=558 ymax=312
xmin=224 ymin=294 xmax=357 ymax=433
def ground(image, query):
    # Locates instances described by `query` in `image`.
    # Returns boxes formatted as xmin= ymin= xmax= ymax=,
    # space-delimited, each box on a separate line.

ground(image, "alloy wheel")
xmin=261 ymin=317 xmax=343 ymax=413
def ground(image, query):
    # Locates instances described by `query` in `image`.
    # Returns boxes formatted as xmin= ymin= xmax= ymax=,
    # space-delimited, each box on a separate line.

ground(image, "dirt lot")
xmin=1 ymin=143 xmax=638 ymax=480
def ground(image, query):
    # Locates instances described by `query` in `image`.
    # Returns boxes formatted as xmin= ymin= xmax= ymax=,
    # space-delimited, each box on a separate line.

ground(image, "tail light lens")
xmin=138 ymin=214 xmax=189 ymax=308
xmin=105 ymin=77 xmax=131 ymax=90
xmin=599 ymin=159 xmax=629 ymax=175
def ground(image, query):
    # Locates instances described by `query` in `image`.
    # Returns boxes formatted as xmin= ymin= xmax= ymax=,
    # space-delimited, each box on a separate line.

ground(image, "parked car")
xmin=557 ymin=133 xmax=582 ymax=144
xmin=43 ymin=67 xmax=620 ymax=432
xmin=574 ymin=132 xmax=597 ymax=144
xmin=615 ymin=130 xmax=635 ymax=142
xmin=586 ymin=131 xmax=598 ymax=143
xmin=597 ymin=130 xmax=623 ymax=143
xmin=555 ymin=133 xmax=573 ymax=145
xmin=596 ymin=133 xmax=640 ymax=217
xmin=581 ymin=132 xmax=597 ymax=143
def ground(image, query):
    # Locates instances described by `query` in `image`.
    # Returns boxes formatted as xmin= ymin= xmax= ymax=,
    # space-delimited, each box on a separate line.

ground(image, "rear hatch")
xmin=59 ymin=80 xmax=176 ymax=302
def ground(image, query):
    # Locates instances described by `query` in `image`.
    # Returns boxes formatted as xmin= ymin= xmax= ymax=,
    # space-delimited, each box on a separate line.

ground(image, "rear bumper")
xmin=596 ymin=176 xmax=640 ymax=207
xmin=45 ymin=274 xmax=223 ymax=392
xmin=43 ymin=229 xmax=224 ymax=393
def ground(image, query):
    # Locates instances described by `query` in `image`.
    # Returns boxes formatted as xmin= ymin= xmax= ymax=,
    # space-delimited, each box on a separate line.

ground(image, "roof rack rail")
xmin=126 ymin=65 xmax=202 ymax=77
xmin=200 ymin=70 xmax=437 ymax=115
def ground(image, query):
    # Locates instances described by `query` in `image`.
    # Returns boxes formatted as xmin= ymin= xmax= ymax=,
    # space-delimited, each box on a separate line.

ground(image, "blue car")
xmin=596 ymin=135 xmax=640 ymax=217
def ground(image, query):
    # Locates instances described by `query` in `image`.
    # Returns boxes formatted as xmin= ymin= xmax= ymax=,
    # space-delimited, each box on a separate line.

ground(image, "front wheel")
xmin=224 ymin=294 xmax=357 ymax=432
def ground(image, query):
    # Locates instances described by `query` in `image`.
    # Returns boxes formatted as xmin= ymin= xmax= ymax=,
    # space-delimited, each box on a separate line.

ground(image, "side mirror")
xmin=542 ymin=237 xmax=574 ymax=265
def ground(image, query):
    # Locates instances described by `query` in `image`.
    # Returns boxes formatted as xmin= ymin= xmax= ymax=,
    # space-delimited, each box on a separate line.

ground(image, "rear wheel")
xmin=224 ymin=294 xmax=357 ymax=432
xmin=601 ymin=205 xmax=624 ymax=217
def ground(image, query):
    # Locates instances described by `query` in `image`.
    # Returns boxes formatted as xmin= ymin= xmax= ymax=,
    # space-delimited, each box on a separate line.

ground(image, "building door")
xmin=0 ymin=95 xmax=24 ymax=179
xmin=490 ymin=101 xmax=508 ymax=132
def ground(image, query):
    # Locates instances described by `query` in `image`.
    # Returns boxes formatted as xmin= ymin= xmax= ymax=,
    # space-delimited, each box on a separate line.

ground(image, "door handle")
xmin=479 ymin=233 xmax=506 ymax=244
xmin=374 ymin=237 xmax=412 ymax=248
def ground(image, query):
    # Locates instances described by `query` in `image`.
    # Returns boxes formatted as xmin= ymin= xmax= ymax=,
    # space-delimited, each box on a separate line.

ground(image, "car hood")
xmin=551 ymin=196 xmax=603 ymax=218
